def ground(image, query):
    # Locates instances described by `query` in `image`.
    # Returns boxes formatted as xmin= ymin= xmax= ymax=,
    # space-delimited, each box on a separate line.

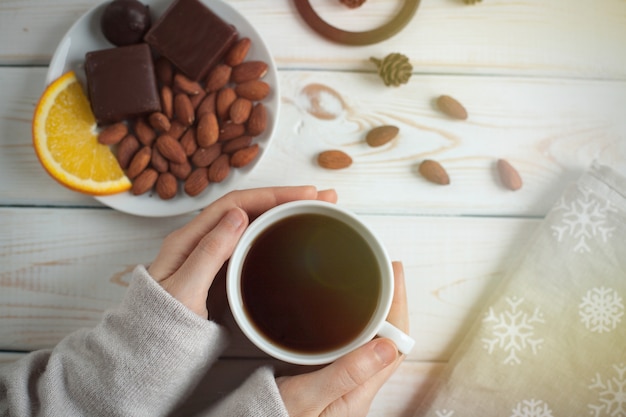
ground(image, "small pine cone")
xmin=370 ymin=53 xmax=413 ymax=87
xmin=340 ymin=0 xmax=366 ymax=8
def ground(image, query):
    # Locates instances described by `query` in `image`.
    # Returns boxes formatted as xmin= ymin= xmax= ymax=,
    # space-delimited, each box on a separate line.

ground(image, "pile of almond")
xmin=98 ymin=36 xmax=270 ymax=199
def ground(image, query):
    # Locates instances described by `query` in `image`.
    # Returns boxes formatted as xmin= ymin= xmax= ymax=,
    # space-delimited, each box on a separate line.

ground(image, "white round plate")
xmin=46 ymin=0 xmax=279 ymax=217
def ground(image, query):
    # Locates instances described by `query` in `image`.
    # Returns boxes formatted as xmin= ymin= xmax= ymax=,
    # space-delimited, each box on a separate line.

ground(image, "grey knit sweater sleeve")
xmin=203 ymin=367 xmax=290 ymax=417
xmin=0 ymin=265 xmax=289 ymax=417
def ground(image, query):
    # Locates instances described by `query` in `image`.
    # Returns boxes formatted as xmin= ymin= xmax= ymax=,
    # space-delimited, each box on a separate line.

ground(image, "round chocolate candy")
xmin=101 ymin=0 xmax=151 ymax=46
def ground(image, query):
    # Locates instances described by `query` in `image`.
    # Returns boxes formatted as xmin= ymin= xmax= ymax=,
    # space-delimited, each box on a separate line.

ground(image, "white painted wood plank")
xmin=0 ymin=206 xmax=540 ymax=362
xmin=0 ymin=207 xmax=191 ymax=350
xmin=1 ymin=0 xmax=625 ymax=79
xmin=3 ymin=67 xmax=624 ymax=215
xmin=0 ymin=67 xmax=96 ymax=207
xmin=243 ymin=71 xmax=626 ymax=216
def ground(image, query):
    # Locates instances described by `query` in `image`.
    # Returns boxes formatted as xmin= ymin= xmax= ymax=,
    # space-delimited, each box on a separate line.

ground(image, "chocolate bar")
xmin=85 ymin=43 xmax=161 ymax=125
xmin=144 ymin=0 xmax=238 ymax=81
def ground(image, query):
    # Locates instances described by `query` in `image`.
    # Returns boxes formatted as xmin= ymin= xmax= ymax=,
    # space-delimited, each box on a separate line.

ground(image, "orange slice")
xmin=32 ymin=71 xmax=131 ymax=195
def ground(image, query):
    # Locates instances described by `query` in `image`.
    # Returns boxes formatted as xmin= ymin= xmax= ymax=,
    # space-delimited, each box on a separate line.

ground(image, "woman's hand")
xmin=148 ymin=186 xmax=338 ymax=317
xmin=276 ymin=261 xmax=409 ymax=417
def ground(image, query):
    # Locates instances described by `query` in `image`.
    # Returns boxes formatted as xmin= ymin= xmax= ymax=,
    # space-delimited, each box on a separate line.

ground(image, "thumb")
xmin=319 ymin=339 xmax=398 ymax=401
xmin=162 ymin=207 xmax=248 ymax=312
xmin=279 ymin=338 xmax=398 ymax=414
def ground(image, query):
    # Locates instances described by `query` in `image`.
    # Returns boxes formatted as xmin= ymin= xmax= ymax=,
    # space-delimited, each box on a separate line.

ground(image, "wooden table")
xmin=1 ymin=0 xmax=625 ymax=415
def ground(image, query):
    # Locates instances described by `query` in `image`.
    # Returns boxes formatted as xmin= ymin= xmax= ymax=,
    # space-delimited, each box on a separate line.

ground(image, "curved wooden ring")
xmin=293 ymin=0 xmax=421 ymax=46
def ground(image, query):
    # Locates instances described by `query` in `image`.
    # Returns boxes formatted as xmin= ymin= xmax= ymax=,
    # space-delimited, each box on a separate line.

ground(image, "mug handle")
xmin=377 ymin=321 xmax=415 ymax=355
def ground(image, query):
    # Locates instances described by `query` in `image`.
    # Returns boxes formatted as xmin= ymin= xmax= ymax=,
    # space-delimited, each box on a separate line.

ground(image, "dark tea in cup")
xmin=241 ymin=212 xmax=381 ymax=354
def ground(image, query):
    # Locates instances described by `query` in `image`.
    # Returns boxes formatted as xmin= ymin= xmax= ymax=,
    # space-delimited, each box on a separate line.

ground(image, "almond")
xmin=222 ymin=135 xmax=253 ymax=154
xmin=190 ymin=89 xmax=207 ymax=110
xmin=116 ymin=134 xmax=140 ymax=169
xmin=419 ymin=159 xmax=450 ymax=185
xmin=231 ymin=61 xmax=268 ymax=84
xmin=98 ymin=122 xmax=128 ymax=145
xmin=131 ymin=168 xmax=158 ymax=195
xmin=197 ymin=112 xmax=219 ymax=147
xmin=196 ymin=92 xmax=217 ymax=119
xmin=225 ymin=37 xmax=251 ymax=66
xmin=496 ymin=159 xmax=523 ymax=191
xmin=126 ymin=146 xmax=152 ymax=179
xmin=150 ymin=147 xmax=169 ymax=173
xmin=166 ymin=120 xmax=188 ymax=140
xmin=156 ymin=134 xmax=187 ymax=164
xmin=160 ymin=85 xmax=174 ymax=119
xmin=229 ymin=98 xmax=253 ymax=125
xmin=317 ymin=150 xmax=352 ymax=170
xmin=174 ymin=93 xmax=195 ymax=126
xmin=208 ymin=154 xmax=231 ymax=182
xmin=170 ymin=160 xmax=192 ymax=180
xmin=134 ymin=118 xmax=157 ymax=146
xmin=436 ymin=95 xmax=468 ymax=120
xmin=231 ymin=144 xmax=260 ymax=168
xmin=366 ymin=125 xmax=399 ymax=147
xmin=180 ymin=127 xmax=198 ymax=156
xmin=174 ymin=73 xmax=203 ymax=95
xmin=156 ymin=172 xmax=178 ymax=200
xmin=149 ymin=112 xmax=171 ymax=132
xmin=191 ymin=143 xmax=221 ymax=167
xmin=216 ymin=87 xmax=237 ymax=121
xmin=184 ymin=168 xmax=209 ymax=196
xmin=235 ymin=80 xmax=270 ymax=101
xmin=247 ymin=103 xmax=267 ymax=136
xmin=205 ymin=64 xmax=232 ymax=93
xmin=219 ymin=123 xmax=246 ymax=142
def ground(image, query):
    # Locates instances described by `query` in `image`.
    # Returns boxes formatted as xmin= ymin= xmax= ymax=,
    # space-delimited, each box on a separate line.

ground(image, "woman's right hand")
xmin=276 ymin=261 xmax=409 ymax=417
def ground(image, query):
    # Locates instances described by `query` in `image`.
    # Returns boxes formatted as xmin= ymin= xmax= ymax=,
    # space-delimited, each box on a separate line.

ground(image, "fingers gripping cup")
xmin=226 ymin=200 xmax=415 ymax=365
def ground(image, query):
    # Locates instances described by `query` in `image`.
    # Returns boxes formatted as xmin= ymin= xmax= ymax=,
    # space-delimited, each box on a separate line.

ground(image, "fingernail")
xmin=320 ymin=188 xmax=337 ymax=197
xmin=223 ymin=208 xmax=245 ymax=230
xmin=374 ymin=340 xmax=398 ymax=366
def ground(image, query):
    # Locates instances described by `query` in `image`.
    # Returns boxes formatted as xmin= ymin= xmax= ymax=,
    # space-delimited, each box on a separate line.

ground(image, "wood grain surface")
xmin=1 ymin=0 xmax=625 ymax=79
xmin=1 ymin=0 xmax=624 ymax=415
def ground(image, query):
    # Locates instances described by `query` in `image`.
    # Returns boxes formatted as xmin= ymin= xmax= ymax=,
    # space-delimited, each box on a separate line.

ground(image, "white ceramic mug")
xmin=226 ymin=200 xmax=415 ymax=365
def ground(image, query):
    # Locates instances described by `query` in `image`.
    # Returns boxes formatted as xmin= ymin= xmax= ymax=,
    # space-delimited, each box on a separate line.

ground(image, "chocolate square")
xmin=144 ymin=0 xmax=238 ymax=81
xmin=84 ymin=43 xmax=160 ymax=125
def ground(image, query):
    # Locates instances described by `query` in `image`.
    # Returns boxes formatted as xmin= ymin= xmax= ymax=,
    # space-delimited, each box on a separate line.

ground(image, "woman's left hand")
xmin=147 ymin=186 xmax=338 ymax=318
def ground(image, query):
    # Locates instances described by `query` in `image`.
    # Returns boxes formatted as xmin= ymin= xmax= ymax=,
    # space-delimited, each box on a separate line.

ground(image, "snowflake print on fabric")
xmin=551 ymin=187 xmax=616 ymax=253
xmin=435 ymin=410 xmax=455 ymax=417
xmin=510 ymin=399 xmax=554 ymax=417
xmin=482 ymin=297 xmax=545 ymax=365
xmin=579 ymin=287 xmax=624 ymax=333
xmin=588 ymin=363 xmax=626 ymax=417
